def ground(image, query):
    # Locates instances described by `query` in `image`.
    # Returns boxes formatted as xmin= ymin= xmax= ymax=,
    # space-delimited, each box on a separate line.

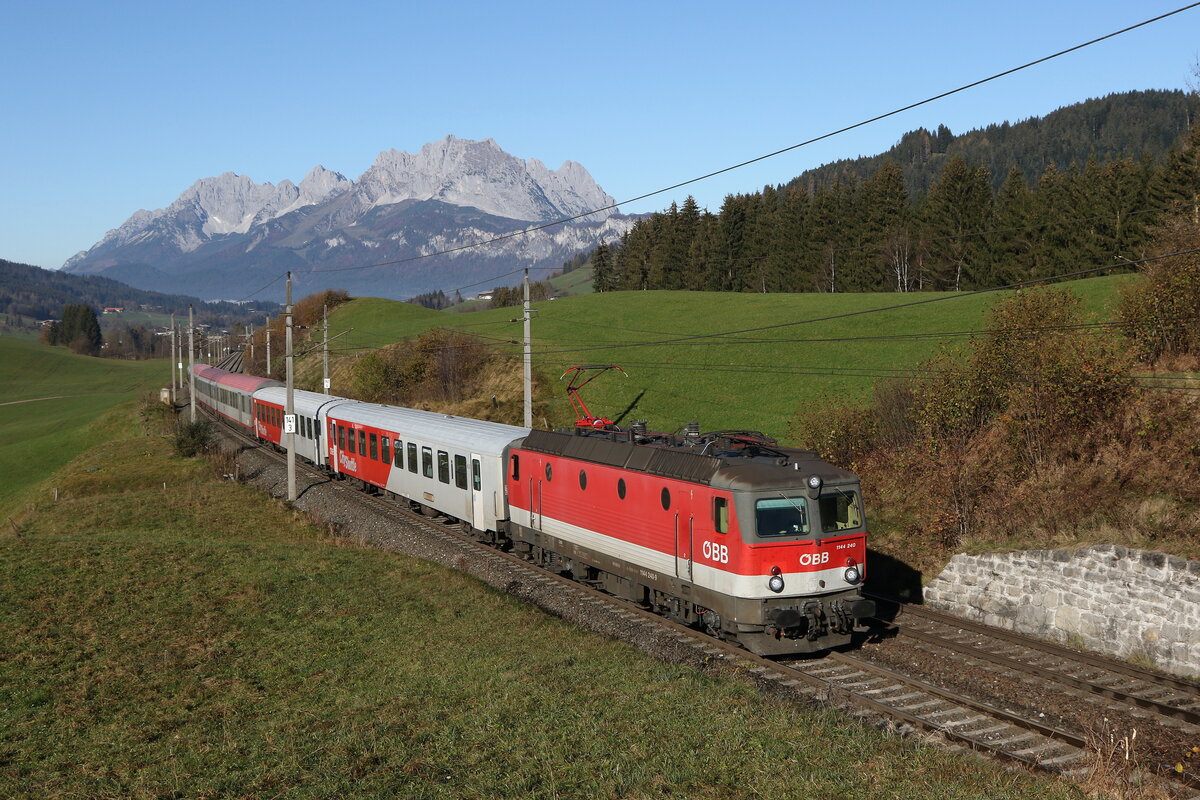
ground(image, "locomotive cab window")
xmin=755 ymin=497 xmax=810 ymax=537
xmin=713 ymin=497 xmax=729 ymax=534
xmin=818 ymin=489 xmax=864 ymax=533
xmin=510 ymin=454 xmax=520 ymax=480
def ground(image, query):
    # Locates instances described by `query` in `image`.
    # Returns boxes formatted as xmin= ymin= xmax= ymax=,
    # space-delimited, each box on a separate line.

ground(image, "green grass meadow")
xmin=0 ymin=336 xmax=168 ymax=515
xmin=326 ymin=275 xmax=1132 ymax=437
xmin=0 ymin=397 xmax=1079 ymax=799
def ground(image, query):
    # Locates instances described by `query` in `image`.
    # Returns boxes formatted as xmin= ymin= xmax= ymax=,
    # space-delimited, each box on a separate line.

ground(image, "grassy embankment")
xmin=307 ymin=275 xmax=1130 ymax=437
xmin=0 ymin=336 xmax=168 ymax=517
xmin=0 ymin=379 xmax=1079 ymax=799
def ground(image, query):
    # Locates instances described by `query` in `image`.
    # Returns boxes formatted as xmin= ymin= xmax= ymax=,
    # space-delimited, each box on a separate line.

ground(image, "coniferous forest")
xmin=599 ymin=90 xmax=1200 ymax=294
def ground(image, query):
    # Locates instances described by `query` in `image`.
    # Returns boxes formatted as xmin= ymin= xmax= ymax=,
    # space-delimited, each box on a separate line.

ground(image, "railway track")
xmin=199 ymin=405 xmax=1200 ymax=799
xmin=871 ymin=596 xmax=1200 ymax=726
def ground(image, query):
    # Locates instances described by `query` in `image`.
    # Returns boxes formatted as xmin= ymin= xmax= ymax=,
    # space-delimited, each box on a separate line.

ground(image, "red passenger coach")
xmin=505 ymin=427 xmax=875 ymax=655
xmin=191 ymin=364 xmax=282 ymax=431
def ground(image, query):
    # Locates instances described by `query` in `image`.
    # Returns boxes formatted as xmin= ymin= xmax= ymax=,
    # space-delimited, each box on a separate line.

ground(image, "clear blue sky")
xmin=2 ymin=0 xmax=1198 ymax=270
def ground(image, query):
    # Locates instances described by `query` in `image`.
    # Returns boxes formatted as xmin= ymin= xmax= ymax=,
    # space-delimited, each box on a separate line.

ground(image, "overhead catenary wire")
xmin=230 ymin=4 xmax=1200 ymax=302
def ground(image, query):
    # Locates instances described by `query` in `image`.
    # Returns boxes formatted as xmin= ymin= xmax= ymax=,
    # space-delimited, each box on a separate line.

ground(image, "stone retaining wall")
xmin=922 ymin=545 xmax=1200 ymax=679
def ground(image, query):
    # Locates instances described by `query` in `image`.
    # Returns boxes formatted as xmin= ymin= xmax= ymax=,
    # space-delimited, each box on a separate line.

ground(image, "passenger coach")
xmin=326 ymin=404 xmax=530 ymax=538
xmin=192 ymin=364 xmax=281 ymax=429
xmin=252 ymin=387 xmax=353 ymax=467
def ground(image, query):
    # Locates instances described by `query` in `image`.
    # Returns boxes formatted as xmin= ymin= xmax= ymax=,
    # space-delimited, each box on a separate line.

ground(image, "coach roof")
xmin=329 ymin=402 xmax=531 ymax=455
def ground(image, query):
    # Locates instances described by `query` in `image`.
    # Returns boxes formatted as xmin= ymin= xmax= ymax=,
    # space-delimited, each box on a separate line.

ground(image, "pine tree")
xmin=991 ymin=166 xmax=1035 ymax=285
xmin=591 ymin=242 xmax=616 ymax=292
xmin=922 ymin=158 xmax=992 ymax=290
xmin=865 ymin=162 xmax=910 ymax=291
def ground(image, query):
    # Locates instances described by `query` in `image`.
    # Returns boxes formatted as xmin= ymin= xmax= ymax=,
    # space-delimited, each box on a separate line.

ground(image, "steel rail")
xmin=869 ymin=593 xmax=1200 ymax=697
xmin=876 ymin=618 xmax=1200 ymax=727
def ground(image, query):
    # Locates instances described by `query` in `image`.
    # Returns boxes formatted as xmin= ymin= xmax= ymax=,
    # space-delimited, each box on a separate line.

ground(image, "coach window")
xmin=393 ymin=439 xmax=403 ymax=468
xmin=579 ymin=469 xmax=587 ymax=490
xmin=472 ymin=458 xmax=481 ymax=491
xmin=358 ymin=430 xmax=366 ymax=457
xmin=369 ymin=433 xmax=378 ymax=460
xmin=422 ymin=447 xmax=433 ymax=478
xmin=617 ymin=478 xmax=626 ymax=499
xmin=454 ymin=455 xmax=467 ymax=489
xmin=337 ymin=424 xmax=346 ymax=450
xmin=438 ymin=451 xmax=450 ymax=484
xmin=713 ymin=497 xmax=729 ymax=534
xmin=381 ymin=437 xmax=391 ymax=465
xmin=510 ymin=454 xmax=520 ymax=480
xmin=661 ymin=487 xmax=671 ymax=510
xmin=407 ymin=443 xmax=418 ymax=473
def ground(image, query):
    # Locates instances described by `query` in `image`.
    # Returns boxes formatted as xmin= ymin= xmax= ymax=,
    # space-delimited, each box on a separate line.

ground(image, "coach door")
xmin=676 ymin=513 xmax=696 ymax=582
xmin=470 ymin=454 xmax=485 ymax=531
xmin=329 ymin=419 xmax=340 ymax=474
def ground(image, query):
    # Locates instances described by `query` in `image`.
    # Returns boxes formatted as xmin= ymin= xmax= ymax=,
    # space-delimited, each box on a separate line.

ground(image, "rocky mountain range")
xmin=63 ymin=136 xmax=634 ymax=301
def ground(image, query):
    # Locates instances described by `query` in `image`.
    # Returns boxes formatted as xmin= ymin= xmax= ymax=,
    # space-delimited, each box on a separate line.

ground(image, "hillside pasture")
xmin=0 ymin=336 xmax=167 ymax=514
xmin=319 ymin=275 xmax=1132 ymax=439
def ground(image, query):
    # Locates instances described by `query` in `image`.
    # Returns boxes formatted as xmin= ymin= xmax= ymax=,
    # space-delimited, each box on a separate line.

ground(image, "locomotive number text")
xmin=702 ymin=541 xmax=729 ymax=563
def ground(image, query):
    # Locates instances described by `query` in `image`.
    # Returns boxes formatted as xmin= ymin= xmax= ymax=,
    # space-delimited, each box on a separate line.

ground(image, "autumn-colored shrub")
xmin=1117 ymin=216 xmax=1200 ymax=363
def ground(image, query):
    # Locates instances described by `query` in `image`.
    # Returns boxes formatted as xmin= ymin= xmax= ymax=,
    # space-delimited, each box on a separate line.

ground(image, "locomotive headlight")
xmin=843 ymin=565 xmax=862 ymax=585
xmin=768 ymin=566 xmax=785 ymax=593
xmin=806 ymin=474 xmax=823 ymax=498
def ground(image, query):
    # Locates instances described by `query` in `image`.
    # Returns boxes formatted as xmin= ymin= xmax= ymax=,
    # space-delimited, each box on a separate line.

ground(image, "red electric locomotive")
xmin=504 ymin=424 xmax=875 ymax=655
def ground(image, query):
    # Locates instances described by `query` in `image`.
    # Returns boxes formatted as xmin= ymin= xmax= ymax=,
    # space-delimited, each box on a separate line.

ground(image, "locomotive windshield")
xmin=755 ymin=497 xmax=810 ymax=537
xmin=818 ymin=489 xmax=863 ymax=533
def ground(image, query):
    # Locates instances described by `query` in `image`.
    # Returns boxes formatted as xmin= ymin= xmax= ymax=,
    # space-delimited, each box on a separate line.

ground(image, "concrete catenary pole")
xmin=169 ymin=312 xmax=176 ymax=405
xmin=188 ymin=305 xmax=196 ymax=422
xmin=266 ymin=320 xmax=272 ymax=377
xmin=285 ymin=272 xmax=296 ymax=502
xmin=523 ymin=267 xmax=532 ymax=428
xmin=322 ymin=304 xmax=330 ymax=392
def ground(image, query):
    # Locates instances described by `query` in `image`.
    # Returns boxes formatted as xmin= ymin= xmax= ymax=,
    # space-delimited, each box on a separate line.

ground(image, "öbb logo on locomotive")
xmin=189 ymin=363 xmax=876 ymax=656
